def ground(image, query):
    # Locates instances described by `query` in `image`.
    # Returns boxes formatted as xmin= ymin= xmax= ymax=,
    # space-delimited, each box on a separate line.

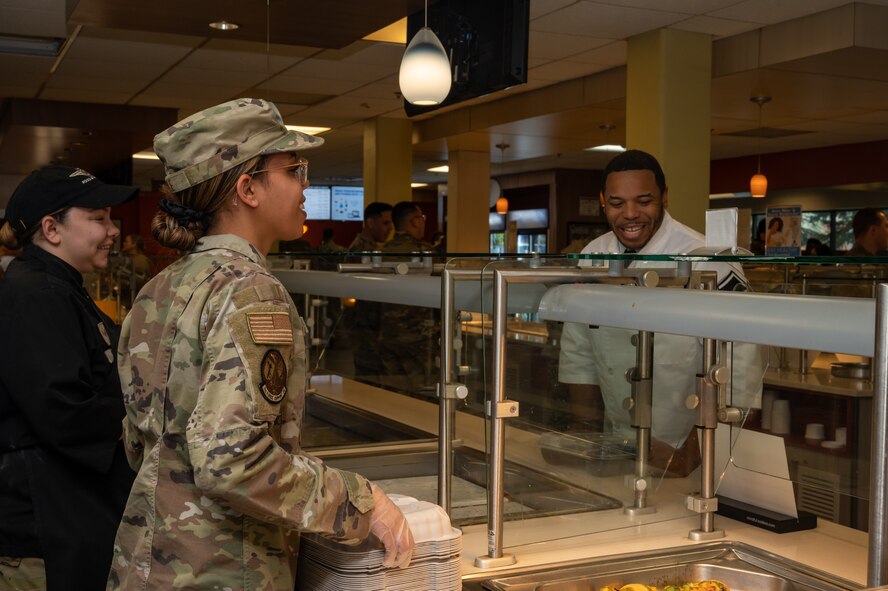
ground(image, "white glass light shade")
xmin=750 ymin=173 xmax=768 ymax=198
xmin=399 ymin=27 xmax=452 ymax=106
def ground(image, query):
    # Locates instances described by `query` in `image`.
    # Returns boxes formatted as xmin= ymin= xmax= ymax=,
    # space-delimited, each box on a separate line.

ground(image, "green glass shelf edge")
xmin=269 ymin=251 xmax=888 ymax=265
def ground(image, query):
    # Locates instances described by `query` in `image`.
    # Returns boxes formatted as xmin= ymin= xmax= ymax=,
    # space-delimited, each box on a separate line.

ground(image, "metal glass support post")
xmin=474 ymin=267 xmax=519 ymax=568
xmin=624 ymin=330 xmax=656 ymax=515
xmin=688 ymin=336 xmax=726 ymax=541
xmin=867 ymin=283 xmax=888 ymax=587
xmin=438 ymin=268 xmax=468 ymax=513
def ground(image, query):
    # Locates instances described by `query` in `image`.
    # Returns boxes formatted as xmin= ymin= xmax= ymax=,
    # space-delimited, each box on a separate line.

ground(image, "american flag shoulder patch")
xmin=247 ymin=312 xmax=293 ymax=345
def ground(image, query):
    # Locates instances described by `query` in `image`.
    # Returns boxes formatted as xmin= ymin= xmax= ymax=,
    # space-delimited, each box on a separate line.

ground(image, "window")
xmin=752 ymin=208 xmax=887 ymax=253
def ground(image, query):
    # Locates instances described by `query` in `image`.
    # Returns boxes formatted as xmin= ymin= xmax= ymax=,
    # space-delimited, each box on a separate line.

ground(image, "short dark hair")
xmin=322 ymin=227 xmax=334 ymax=241
xmin=364 ymin=201 xmax=393 ymax=221
xmin=392 ymin=201 xmax=420 ymax=230
xmin=601 ymin=149 xmax=666 ymax=195
xmin=852 ymin=208 xmax=885 ymax=238
xmin=768 ymin=217 xmax=783 ymax=231
xmin=126 ymin=234 xmax=145 ymax=251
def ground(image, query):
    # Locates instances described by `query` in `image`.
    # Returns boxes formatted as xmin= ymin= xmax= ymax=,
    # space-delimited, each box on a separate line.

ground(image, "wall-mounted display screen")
xmin=489 ymin=208 xmax=548 ymax=232
xmin=303 ymin=186 xmax=331 ymax=220
xmin=331 ymin=186 xmax=364 ymax=221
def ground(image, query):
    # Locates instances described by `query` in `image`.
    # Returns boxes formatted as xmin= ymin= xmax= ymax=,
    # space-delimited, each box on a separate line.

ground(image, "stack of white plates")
xmin=296 ymin=495 xmax=462 ymax=591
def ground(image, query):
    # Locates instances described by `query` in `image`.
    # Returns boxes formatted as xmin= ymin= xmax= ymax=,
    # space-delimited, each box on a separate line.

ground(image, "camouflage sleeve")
xmin=186 ymin=276 xmax=375 ymax=541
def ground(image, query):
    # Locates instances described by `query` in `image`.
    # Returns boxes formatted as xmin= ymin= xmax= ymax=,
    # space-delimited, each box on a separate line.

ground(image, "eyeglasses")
xmin=251 ymin=158 xmax=309 ymax=187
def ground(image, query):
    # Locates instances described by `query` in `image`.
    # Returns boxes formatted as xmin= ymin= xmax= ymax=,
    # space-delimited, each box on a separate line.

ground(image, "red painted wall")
xmin=711 ymin=139 xmax=888 ymax=194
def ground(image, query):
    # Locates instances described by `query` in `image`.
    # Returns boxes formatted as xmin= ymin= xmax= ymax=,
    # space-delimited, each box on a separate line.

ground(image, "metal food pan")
xmin=468 ymin=542 xmax=859 ymax=591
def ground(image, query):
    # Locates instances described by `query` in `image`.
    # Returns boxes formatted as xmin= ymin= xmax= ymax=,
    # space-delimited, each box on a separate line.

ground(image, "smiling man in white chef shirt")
xmin=558 ymin=149 xmax=763 ymax=476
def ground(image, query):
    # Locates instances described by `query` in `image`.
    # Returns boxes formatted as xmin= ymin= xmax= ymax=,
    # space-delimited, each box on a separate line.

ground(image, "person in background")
xmin=121 ymin=233 xmax=151 ymax=277
xmin=379 ymin=202 xmax=437 ymax=394
xmin=0 ymin=218 xmax=22 ymax=273
xmin=318 ymin=227 xmax=346 ymax=253
xmin=804 ymin=238 xmax=832 ymax=256
xmin=108 ymin=98 xmax=412 ymax=591
xmin=0 ymin=166 xmax=138 ymax=590
xmin=847 ymin=207 xmax=888 ymax=256
xmin=749 ymin=218 xmax=766 ymax=255
xmin=558 ymin=150 xmax=762 ymax=476
xmin=349 ymin=201 xmax=393 ymax=251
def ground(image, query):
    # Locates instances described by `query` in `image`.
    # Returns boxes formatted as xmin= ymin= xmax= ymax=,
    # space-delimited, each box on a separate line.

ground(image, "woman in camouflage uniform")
xmin=108 ymin=98 xmax=413 ymax=591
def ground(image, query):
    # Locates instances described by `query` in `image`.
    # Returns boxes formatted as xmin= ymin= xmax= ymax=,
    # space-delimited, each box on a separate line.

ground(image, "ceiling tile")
xmin=339 ymin=42 xmax=405 ymax=67
xmin=531 ymin=2 xmax=688 ymax=38
xmin=180 ymin=47 xmax=301 ymax=73
xmin=266 ymin=73 xmax=365 ymax=95
xmin=669 ymin=15 xmax=760 ymax=38
xmin=39 ymin=88 xmax=136 ymax=104
xmin=346 ymin=75 xmax=401 ymax=100
xmin=568 ymin=41 xmax=627 ymax=66
xmin=0 ymin=3 xmax=66 ymax=37
xmin=529 ymin=30 xmax=613 ymax=61
xmin=530 ymin=60 xmax=611 ymax=82
xmin=65 ymin=35 xmax=194 ymax=66
xmin=44 ymin=73 xmax=147 ymax=93
xmin=154 ymin=66 xmax=268 ymax=89
xmin=708 ymin=0 xmax=850 ymax=25
xmin=128 ymin=95 xmax=214 ymax=112
xmin=600 ymin=0 xmax=737 ymax=12
xmin=285 ymin=57 xmax=395 ymax=82
xmin=530 ymin=0 xmax=577 ymax=20
xmin=298 ymin=94 xmax=401 ymax=119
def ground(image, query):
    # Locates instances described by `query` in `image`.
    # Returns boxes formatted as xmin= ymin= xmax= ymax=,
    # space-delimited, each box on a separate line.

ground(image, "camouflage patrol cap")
xmin=154 ymin=98 xmax=324 ymax=192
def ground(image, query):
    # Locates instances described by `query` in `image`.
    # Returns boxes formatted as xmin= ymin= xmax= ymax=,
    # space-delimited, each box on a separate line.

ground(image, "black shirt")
xmin=0 ymin=244 xmax=134 ymax=589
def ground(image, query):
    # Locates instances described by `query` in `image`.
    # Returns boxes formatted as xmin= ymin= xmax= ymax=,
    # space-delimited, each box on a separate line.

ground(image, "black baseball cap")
xmin=6 ymin=165 xmax=139 ymax=236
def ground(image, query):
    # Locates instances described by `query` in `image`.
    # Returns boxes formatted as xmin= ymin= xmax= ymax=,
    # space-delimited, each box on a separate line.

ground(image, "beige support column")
xmin=447 ymin=143 xmax=490 ymax=253
xmin=626 ymin=29 xmax=711 ymax=233
xmin=363 ymin=117 xmax=412 ymax=206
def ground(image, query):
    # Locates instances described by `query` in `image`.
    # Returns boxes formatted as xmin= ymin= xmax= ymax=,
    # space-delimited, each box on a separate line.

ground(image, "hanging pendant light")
xmin=399 ymin=0 xmax=452 ymax=106
xmin=749 ymin=96 xmax=771 ymax=198
xmin=493 ymin=142 xmax=509 ymax=214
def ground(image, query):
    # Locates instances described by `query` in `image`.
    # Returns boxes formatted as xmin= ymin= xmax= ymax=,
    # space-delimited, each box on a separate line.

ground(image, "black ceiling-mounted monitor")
xmin=403 ymin=0 xmax=529 ymax=116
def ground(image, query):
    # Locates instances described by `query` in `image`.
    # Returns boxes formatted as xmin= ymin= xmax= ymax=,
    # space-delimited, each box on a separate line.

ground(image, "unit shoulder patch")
xmin=259 ymin=349 xmax=288 ymax=404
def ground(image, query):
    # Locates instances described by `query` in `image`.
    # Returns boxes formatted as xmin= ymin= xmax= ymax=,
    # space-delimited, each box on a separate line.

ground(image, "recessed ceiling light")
xmin=584 ymin=144 xmax=626 ymax=153
xmin=209 ymin=20 xmax=240 ymax=31
xmin=285 ymin=125 xmax=331 ymax=135
xmin=428 ymin=165 xmax=449 ymax=173
xmin=132 ymin=150 xmax=160 ymax=160
xmin=411 ymin=182 xmax=428 ymax=188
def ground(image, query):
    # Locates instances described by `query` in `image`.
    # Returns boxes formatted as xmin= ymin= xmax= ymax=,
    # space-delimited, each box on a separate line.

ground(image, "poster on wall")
xmin=765 ymin=205 xmax=802 ymax=256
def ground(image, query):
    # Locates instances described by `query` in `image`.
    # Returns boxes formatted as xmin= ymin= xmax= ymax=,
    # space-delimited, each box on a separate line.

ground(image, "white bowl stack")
xmin=296 ymin=495 xmax=462 ymax=591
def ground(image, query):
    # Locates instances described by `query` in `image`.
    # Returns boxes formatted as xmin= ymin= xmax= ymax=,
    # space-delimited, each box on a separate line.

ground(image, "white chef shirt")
xmin=558 ymin=211 xmax=764 ymax=446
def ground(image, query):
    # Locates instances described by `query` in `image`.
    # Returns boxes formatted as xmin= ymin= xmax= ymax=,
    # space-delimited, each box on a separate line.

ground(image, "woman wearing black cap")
xmin=0 ymin=166 xmax=139 ymax=590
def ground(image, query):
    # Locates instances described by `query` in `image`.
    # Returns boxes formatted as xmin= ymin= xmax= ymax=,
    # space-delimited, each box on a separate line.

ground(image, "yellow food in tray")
xmin=599 ymin=580 xmax=730 ymax=591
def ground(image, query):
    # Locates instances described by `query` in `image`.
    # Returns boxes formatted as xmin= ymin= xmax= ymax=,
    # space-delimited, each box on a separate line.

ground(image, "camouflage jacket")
xmin=347 ymin=232 xmax=381 ymax=253
xmin=109 ymin=235 xmax=374 ymax=591
xmin=383 ymin=231 xmax=433 ymax=255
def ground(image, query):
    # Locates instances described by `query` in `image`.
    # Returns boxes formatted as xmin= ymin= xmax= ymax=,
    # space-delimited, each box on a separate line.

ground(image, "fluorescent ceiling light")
xmin=286 ymin=125 xmax=331 ymax=135
xmin=584 ymin=144 xmax=626 ymax=152
xmin=0 ymin=34 xmax=63 ymax=57
xmin=132 ymin=151 xmax=160 ymax=161
xmin=363 ymin=18 xmax=407 ymax=44
xmin=411 ymin=182 xmax=428 ymax=188
xmin=209 ymin=21 xmax=239 ymax=31
xmin=428 ymin=165 xmax=449 ymax=173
